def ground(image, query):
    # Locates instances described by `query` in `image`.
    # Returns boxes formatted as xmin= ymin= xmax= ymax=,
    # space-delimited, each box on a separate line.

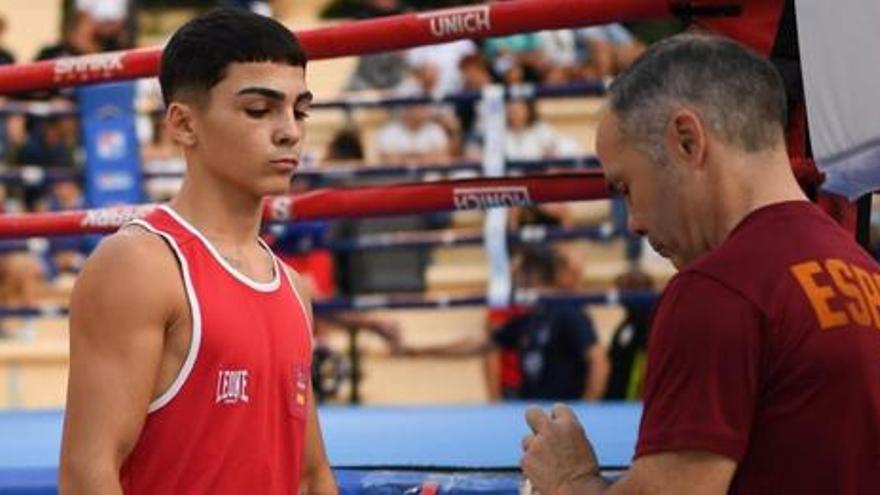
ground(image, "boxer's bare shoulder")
xmin=61 ymin=224 xmax=190 ymax=491
xmin=74 ymin=224 xmax=183 ymax=315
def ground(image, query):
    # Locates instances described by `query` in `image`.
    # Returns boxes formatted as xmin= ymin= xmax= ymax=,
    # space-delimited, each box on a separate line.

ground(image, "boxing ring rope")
xmin=0 ymin=172 xmax=609 ymax=238
xmin=0 ymin=0 xmax=672 ymax=94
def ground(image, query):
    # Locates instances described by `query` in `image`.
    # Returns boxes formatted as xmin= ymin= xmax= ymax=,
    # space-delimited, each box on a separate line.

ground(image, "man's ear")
xmin=165 ymin=101 xmax=198 ymax=148
xmin=664 ymin=108 xmax=707 ymax=170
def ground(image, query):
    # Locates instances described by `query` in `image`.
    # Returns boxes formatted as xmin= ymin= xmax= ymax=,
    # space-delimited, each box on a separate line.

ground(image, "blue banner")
xmin=78 ymin=82 xmax=142 ymax=207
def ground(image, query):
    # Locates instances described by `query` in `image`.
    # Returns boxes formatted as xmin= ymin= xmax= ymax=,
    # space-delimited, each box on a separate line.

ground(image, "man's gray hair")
xmin=608 ymin=34 xmax=787 ymax=162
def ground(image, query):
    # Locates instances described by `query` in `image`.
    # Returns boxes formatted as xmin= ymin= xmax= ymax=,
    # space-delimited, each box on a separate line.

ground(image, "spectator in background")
xmin=404 ymin=245 xmax=609 ymax=401
xmin=537 ymin=29 xmax=580 ymax=84
xmin=0 ymin=105 xmax=25 ymax=164
xmin=0 ymin=17 xmax=25 ymax=163
xmin=483 ymin=32 xmax=544 ymax=84
xmin=604 ymin=269 xmax=655 ymax=400
xmin=393 ymin=42 xmax=476 ymax=157
xmin=0 ymin=14 xmax=15 ymax=65
xmin=0 ymin=246 xmax=44 ymax=321
xmin=17 ymin=113 xmax=79 ymax=170
xmin=76 ymin=0 xmax=136 ymax=50
xmin=464 ymin=97 xmax=579 ymax=162
xmin=577 ymin=23 xmax=645 ymax=79
xmin=324 ymin=124 xmax=365 ymax=166
xmin=346 ymin=0 xmax=410 ymax=92
xmin=374 ymin=104 xmax=451 ymax=166
xmin=504 ymin=98 xmax=580 ymax=160
xmin=465 ymin=97 xmax=581 ymax=250
xmin=35 ymin=11 xmax=100 ymax=61
xmin=22 ymin=9 xmax=97 ymax=208
xmin=353 ymin=0 xmax=406 ymax=20
xmin=28 ymin=10 xmax=100 ymax=104
xmin=455 ymin=54 xmax=494 ymax=140
xmin=220 ymin=0 xmax=273 ymax=17
xmin=396 ymin=40 xmax=476 ymax=97
xmin=0 ymin=184 xmax=45 ymax=335
xmin=35 ymin=179 xmax=96 ymax=281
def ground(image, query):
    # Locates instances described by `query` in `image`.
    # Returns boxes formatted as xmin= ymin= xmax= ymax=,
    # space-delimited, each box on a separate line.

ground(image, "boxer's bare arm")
xmin=285 ymin=266 xmax=337 ymax=494
xmin=301 ymin=386 xmax=337 ymax=494
xmin=60 ymin=228 xmax=185 ymax=494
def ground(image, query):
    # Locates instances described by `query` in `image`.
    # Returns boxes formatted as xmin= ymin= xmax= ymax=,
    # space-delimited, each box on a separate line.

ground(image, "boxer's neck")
xmin=170 ymin=170 xmax=263 ymax=248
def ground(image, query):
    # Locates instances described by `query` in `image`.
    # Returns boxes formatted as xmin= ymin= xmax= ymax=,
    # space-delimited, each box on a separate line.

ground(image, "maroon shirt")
xmin=636 ymin=201 xmax=880 ymax=494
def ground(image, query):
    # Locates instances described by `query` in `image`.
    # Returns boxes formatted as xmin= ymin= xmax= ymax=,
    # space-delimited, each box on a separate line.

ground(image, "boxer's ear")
xmin=166 ymin=102 xmax=197 ymax=148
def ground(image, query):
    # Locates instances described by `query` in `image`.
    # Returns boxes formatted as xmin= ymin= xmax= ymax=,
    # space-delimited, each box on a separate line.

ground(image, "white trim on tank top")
xmin=278 ymin=263 xmax=314 ymax=338
xmin=158 ymin=204 xmax=281 ymax=293
xmin=127 ymin=219 xmax=204 ymax=413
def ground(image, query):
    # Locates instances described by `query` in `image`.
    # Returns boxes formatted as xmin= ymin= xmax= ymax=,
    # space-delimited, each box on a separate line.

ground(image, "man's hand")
xmin=521 ymin=404 xmax=603 ymax=494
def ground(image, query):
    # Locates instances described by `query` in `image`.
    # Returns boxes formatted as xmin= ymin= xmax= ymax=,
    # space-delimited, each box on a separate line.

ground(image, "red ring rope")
xmin=0 ymin=0 xmax=670 ymax=94
xmin=0 ymin=172 xmax=608 ymax=238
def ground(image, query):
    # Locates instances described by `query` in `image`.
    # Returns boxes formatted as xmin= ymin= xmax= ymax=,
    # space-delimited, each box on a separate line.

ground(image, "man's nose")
xmin=627 ymin=213 xmax=646 ymax=236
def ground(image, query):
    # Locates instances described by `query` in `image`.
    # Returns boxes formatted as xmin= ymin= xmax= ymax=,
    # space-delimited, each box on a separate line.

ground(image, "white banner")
xmin=796 ymin=0 xmax=880 ymax=199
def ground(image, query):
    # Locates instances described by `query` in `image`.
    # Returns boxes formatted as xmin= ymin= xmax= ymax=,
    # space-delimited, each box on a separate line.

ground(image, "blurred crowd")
xmin=344 ymin=0 xmax=643 ymax=167
xmin=0 ymin=1 xmax=655 ymax=403
xmin=0 ymin=1 xmax=134 ymax=313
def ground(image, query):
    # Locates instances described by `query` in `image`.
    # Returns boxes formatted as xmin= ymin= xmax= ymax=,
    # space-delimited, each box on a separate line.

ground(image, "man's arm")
xmin=563 ymin=309 xmax=608 ymax=401
xmin=404 ymin=336 xmax=492 ymax=357
xmin=59 ymin=230 xmax=180 ymax=494
xmin=483 ymin=347 xmax=503 ymax=401
xmin=319 ymin=312 xmax=401 ymax=351
xmin=583 ymin=344 xmax=610 ymax=401
xmin=521 ymin=405 xmax=736 ymax=495
xmin=604 ymin=451 xmax=736 ymax=495
xmin=405 ymin=312 xmax=515 ymax=358
xmin=286 ymin=266 xmax=337 ymax=494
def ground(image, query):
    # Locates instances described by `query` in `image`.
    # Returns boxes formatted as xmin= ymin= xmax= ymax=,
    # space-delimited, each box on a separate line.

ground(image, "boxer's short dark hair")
xmin=159 ymin=8 xmax=307 ymax=106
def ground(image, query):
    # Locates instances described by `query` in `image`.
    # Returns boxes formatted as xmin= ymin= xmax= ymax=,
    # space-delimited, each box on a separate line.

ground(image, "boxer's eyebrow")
xmin=236 ymin=87 xmax=286 ymax=100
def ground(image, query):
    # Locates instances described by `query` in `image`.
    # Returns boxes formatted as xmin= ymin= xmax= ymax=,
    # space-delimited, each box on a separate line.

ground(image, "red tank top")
xmin=119 ymin=205 xmax=312 ymax=494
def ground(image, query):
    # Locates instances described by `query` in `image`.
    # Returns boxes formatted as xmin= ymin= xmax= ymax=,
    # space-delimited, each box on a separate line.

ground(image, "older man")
xmin=521 ymin=34 xmax=880 ymax=495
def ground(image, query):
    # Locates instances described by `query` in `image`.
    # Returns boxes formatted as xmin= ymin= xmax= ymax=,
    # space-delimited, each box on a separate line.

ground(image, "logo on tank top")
xmin=289 ymin=363 xmax=310 ymax=419
xmin=216 ymin=369 xmax=250 ymax=404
